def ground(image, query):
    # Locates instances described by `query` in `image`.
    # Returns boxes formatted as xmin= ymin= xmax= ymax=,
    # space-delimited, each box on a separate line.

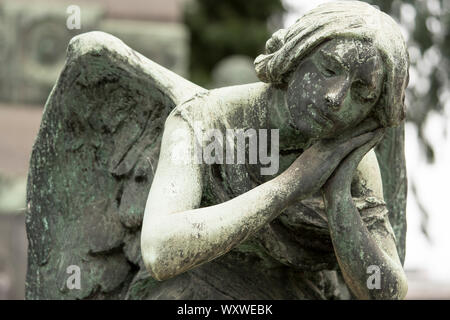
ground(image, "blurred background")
xmin=0 ymin=0 xmax=448 ymax=299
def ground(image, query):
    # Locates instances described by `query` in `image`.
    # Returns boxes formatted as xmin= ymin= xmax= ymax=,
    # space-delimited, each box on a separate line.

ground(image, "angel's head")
xmin=255 ymin=1 xmax=409 ymax=139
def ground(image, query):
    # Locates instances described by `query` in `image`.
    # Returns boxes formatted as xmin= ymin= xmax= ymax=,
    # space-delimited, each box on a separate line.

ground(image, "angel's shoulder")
xmin=166 ymin=91 xmax=213 ymax=129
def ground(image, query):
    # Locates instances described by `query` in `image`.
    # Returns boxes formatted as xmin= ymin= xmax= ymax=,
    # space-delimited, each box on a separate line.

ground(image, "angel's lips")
xmin=305 ymin=105 xmax=333 ymax=128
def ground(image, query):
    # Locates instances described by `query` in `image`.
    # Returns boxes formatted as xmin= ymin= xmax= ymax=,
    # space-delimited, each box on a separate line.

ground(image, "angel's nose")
xmin=325 ymin=79 xmax=351 ymax=111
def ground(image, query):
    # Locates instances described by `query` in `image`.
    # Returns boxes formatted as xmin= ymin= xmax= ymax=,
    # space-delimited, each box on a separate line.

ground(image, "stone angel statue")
xmin=26 ymin=1 xmax=409 ymax=300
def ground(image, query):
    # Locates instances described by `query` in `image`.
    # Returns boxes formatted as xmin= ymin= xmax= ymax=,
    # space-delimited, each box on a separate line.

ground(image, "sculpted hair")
xmin=254 ymin=1 xmax=409 ymax=127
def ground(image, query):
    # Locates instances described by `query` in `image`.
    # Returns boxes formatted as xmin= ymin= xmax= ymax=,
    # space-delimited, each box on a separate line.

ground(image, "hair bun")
xmin=265 ymin=29 xmax=287 ymax=54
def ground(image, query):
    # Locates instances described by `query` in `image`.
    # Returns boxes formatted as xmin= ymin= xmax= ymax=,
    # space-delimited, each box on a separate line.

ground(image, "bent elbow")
xmin=395 ymin=272 xmax=408 ymax=300
xmin=140 ymin=232 xmax=179 ymax=281
xmin=371 ymin=270 xmax=408 ymax=300
xmin=384 ymin=269 xmax=408 ymax=300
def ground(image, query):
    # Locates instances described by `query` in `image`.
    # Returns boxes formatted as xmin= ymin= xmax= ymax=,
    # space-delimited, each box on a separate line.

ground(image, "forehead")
xmin=316 ymin=38 xmax=382 ymax=70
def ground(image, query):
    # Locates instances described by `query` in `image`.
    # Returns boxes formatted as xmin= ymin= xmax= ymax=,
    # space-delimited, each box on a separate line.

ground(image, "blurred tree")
xmin=183 ymin=0 xmax=285 ymax=87
xmin=366 ymin=0 xmax=449 ymax=163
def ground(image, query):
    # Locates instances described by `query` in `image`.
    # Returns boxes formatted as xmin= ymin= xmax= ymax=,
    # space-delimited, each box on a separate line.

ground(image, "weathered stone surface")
xmin=27 ymin=1 xmax=409 ymax=300
xmin=100 ymin=19 xmax=189 ymax=77
xmin=26 ymin=31 xmax=202 ymax=299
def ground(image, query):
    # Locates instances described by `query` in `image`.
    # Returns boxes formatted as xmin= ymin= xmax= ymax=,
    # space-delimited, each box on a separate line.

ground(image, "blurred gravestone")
xmin=0 ymin=103 xmax=42 ymax=299
xmin=0 ymin=209 xmax=27 ymax=300
xmin=0 ymin=1 xmax=102 ymax=104
xmin=100 ymin=19 xmax=188 ymax=77
xmin=0 ymin=0 xmax=189 ymax=105
xmin=211 ymin=55 xmax=259 ymax=88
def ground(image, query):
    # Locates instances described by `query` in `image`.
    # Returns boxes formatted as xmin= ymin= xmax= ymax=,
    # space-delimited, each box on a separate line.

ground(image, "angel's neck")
xmin=261 ymin=85 xmax=311 ymax=151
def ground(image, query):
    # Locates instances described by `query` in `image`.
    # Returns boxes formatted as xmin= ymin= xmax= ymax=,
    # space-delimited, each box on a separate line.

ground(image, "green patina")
xmin=26 ymin=1 xmax=408 ymax=301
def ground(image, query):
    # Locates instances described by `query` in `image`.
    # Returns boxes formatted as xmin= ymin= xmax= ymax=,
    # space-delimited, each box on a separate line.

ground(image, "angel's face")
xmin=286 ymin=37 xmax=384 ymax=139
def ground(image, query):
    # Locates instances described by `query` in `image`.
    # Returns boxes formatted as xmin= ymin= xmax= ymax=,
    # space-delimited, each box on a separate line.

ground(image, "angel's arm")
xmin=141 ymin=114 xmax=377 ymax=281
xmin=141 ymin=114 xmax=292 ymax=281
xmin=322 ymin=141 xmax=408 ymax=300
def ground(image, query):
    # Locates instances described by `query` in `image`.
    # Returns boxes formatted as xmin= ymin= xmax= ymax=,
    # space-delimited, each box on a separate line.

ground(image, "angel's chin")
xmin=294 ymin=120 xmax=331 ymax=140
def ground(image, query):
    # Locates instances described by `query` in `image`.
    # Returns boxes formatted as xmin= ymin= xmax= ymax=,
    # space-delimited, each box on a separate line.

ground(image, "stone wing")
xmin=25 ymin=32 xmax=205 ymax=299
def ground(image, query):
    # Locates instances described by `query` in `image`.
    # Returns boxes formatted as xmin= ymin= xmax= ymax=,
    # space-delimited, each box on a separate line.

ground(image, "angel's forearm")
xmin=142 ymin=171 xmax=301 ymax=281
xmin=325 ymin=194 xmax=407 ymax=299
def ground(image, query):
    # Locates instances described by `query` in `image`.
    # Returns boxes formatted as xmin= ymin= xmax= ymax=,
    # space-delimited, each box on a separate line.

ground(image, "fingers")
xmin=347 ymin=118 xmax=380 ymax=138
xmin=330 ymin=128 xmax=385 ymax=186
xmin=335 ymin=128 xmax=380 ymax=159
xmin=322 ymin=129 xmax=384 ymax=198
xmin=330 ymin=118 xmax=380 ymax=144
xmin=321 ymin=118 xmax=380 ymax=151
xmin=343 ymin=128 xmax=384 ymax=170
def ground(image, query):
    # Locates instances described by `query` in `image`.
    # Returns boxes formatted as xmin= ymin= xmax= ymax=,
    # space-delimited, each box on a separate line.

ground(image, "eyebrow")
xmin=318 ymin=49 xmax=349 ymax=71
xmin=361 ymin=57 xmax=384 ymax=87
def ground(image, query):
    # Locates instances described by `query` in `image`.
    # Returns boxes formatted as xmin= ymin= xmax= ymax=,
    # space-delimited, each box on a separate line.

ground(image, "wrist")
xmin=276 ymin=167 xmax=307 ymax=206
xmin=323 ymin=187 xmax=352 ymax=212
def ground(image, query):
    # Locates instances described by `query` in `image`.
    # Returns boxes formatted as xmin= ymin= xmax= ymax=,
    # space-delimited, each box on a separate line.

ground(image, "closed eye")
xmin=315 ymin=61 xmax=339 ymax=78
xmin=322 ymin=66 xmax=336 ymax=77
xmin=352 ymin=81 xmax=378 ymax=103
xmin=316 ymin=52 xmax=343 ymax=77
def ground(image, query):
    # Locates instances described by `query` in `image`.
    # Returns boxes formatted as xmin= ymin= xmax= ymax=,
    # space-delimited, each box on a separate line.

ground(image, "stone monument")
xmin=26 ymin=1 xmax=409 ymax=299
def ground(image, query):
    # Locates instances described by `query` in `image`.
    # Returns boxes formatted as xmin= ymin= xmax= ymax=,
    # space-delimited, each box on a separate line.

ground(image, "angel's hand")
xmin=319 ymin=127 xmax=408 ymax=300
xmin=283 ymin=118 xmax=381 ymax=203
xmin=321 ymin=127 xmax=385 ymax=205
